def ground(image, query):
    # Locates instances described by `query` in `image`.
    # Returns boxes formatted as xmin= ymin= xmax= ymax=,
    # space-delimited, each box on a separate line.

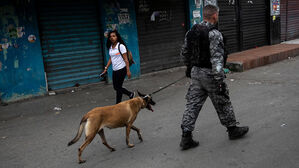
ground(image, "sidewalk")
xmin=227 ymin=39 xmax=299 ymax=72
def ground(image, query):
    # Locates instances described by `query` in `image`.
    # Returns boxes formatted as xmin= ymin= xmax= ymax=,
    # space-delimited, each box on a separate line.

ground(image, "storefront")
xmin=217 ymin=0 xmax=269 ymax=53
xmin=135 ymin=0 xmax=187 ymax=73
xmin=37 ymin=0 xmax=104 ymax=90
xmin=281 ymin=0 xmax=299 ymax=41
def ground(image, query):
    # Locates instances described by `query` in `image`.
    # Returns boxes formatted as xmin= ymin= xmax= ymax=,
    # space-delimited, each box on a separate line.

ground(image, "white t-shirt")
xmin=109 ymin=42 xmax=127 ymax=71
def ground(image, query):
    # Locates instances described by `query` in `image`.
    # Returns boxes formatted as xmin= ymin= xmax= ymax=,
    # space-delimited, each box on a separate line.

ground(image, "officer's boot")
xmin=227 ymin=126 xmax=249 ymax=140
xmin=180 ymin=131 xmax=199 ymax=150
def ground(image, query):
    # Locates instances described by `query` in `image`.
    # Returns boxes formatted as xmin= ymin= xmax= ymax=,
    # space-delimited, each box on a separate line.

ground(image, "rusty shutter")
xmin=38 ymin=0 xmax=104 ymax=90
xmin=280 ymin=0 xmax=287 ymax=41
xmin=240 ymin=0 xmax=269 ymax=50
xmin=218 ymin=0 xmax=240 ymax=54
xmin=281 ymin=0 xmax=299 ymax=41
xmin=135 ymin=0 xmax=186 ymax=74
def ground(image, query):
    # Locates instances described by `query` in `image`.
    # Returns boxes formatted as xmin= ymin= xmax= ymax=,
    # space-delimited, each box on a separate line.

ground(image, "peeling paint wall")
xmin=99 ymin=0 xmax=140 ymax=83
xmin=0 ymin=0 xmax=46 ymax=102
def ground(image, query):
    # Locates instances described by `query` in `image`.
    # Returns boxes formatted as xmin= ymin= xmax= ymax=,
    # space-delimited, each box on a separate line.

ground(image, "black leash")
xmin=151 ymin=76 xmax=186 ymax=95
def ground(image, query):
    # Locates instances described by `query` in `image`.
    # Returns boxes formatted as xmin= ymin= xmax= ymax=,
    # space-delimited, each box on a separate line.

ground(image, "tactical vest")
xmin=188 ymin=24 xmax=228 ymax=69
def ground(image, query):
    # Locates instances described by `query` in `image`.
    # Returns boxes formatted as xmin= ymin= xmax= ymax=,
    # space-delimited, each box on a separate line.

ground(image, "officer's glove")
xmin=185 ymin=66 xmax=192 ymax=78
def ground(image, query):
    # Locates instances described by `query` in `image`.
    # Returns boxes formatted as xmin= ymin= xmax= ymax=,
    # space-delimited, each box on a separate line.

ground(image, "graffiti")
xmin=150 ymin=11 xmax=171 ymax=22
xmin=28 ymin=34 xmax=36 ymax=43
xmin=137 ymin=0 xmax=150 ymax=13
xmin=204 ymin=0 xmax=217 ymax=6
xmin=118 ymin=8 xmax=130 ymax=24
xmin=247 ymin=0 xmax=253 ymax=4
xmin=228 ymin=0 xmax=235 ymax=5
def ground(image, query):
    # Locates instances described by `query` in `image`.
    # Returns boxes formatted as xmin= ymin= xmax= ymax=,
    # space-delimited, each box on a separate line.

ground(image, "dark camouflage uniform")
xmin=181 ymin=21 xmax=238 ymax=132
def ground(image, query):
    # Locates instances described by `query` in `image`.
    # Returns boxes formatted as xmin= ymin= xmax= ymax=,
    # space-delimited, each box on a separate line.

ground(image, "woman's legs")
xmin=113 ymin=67 xmax=133 ymax=104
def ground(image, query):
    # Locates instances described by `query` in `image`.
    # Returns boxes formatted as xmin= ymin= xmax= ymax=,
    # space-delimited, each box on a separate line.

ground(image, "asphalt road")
xmin=0 ymin=56 xmax=298 ymax=168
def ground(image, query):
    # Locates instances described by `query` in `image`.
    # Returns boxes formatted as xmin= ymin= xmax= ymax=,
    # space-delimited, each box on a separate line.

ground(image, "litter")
xmin=48 ymin=91 xmax=56 ymax=96
xmin=280 ymin=123 xmax=287 ymax=127
xmin=53 ymin=107 xmax=62 ymax=111
xmin=230 ymin=79 xmax=235 ymax=82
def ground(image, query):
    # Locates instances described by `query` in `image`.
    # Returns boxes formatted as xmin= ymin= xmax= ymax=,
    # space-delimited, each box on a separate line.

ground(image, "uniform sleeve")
xmin=209 ymin=30 xmax=225 ymax=81
xmin=119 ymin=44 xmax=127 ymax=54
xmin=180 ymin=30 xmax=193 ymax=68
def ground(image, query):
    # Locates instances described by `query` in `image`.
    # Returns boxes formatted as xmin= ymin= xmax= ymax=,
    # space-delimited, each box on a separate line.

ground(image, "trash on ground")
xmin=71 ymin=90 xmax=75 ymax=93
xmin=48 ymin=91 xmax=56 ymax=96
xmin=2 ymin=136 xmax=7 ymax=139
xmin=230 ymin=79 xmax=235 ymax=82
xmin=224 ymin=68 xmax=230 ymax=74
xmin=280 ymin=123 xmax=287 ymax=127
xmin=55 ymin=112 xmax=60 ymax=115
xmin=53 ymin=107 xmax=62 ymax=111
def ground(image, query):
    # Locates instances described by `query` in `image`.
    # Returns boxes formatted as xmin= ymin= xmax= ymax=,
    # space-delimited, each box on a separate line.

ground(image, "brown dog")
xmin=67 ymin=91 xmax=156 ymax=164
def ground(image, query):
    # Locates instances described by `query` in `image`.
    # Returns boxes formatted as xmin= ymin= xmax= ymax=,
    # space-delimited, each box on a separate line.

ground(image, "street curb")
xmin=226 ymin=44 xmax=299 ymax=72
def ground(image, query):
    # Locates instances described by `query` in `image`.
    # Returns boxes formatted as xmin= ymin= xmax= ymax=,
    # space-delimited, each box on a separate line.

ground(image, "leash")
xmin=151 ymin=76 xmax=186 ymax=95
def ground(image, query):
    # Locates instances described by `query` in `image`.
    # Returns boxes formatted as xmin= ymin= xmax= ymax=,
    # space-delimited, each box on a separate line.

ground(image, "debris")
xmin=48 ymin=91 xmax=56 ymax=96
xmin=53 ymin=107 xmax=62 ymax=111
xmin=86 ymin=92 xmax=90 ymax=95
xmin=55 ymin=112 xmax=60 ymax=115
xmin=71 ymin=90 xmax=75 ymax=93
xmin=2 ymin=136 xmax=7 ymax=139
xmin=230 ymin=79 xmax=235 ymax=82
xmin=224 ymin=68 xmax=230 ymax=74
xmin=280 ymin=123 xmax=287 ymax=127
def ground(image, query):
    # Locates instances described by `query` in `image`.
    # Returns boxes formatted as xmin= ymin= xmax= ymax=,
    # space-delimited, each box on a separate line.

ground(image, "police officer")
xmin=180 ymin=5 xmax=249 ymax=150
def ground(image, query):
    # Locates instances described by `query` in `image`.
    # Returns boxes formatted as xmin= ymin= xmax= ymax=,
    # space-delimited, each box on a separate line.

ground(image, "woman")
xmin=102 ymin=30 xmax=135 ymax=104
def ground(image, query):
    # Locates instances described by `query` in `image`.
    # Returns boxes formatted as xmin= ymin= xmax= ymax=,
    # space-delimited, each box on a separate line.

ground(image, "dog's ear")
xmin=137 ymin=90 xmax=146 ymax=97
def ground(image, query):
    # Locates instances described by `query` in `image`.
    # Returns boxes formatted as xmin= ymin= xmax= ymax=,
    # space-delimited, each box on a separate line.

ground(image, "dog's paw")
xmin=139 ymin=137 xmax=143 ymax=142
xmin=128 ymin=143 xmax=135 ymax=148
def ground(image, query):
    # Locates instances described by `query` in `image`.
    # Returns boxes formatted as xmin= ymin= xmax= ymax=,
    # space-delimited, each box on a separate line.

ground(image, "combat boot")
xmin=227 ymin=126 xmax=249 ymax=140
xmin=180 ymin=131 xmax=199 ymax=150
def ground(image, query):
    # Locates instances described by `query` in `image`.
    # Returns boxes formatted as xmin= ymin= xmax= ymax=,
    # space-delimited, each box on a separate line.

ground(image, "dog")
xmin=67 ymin=91 xmax=156 ymax=164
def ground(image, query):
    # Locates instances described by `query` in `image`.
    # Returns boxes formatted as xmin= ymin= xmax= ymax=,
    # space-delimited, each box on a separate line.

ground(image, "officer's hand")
xmin=185 ymin=67 xmax=192 ymax=78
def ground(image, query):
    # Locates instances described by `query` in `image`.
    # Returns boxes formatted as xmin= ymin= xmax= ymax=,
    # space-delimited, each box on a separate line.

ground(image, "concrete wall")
xmin=0 ymin=0 xmax=46 ymax=102
xmin=99 ymin=0 xmax=140 ymax=83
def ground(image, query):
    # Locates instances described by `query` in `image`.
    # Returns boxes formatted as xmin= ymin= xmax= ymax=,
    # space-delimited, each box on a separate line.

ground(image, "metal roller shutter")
xmin=285 ymin=0 xmax=299 ymax=40
xmin=135 ymin=0 xmax=186 ymax=74
xmin=218 ymin=0 xmax=240 ymax=54
xmin=240 ymin=0 xmax=269 ymax=50
xmin=38 ymin=0 xmax=104 ymax=90
xmin=280 ymin=0 xmax=287 ymax=41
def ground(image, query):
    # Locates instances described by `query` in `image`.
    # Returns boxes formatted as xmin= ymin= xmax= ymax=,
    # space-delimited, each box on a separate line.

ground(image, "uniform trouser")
xmin=112 ymin=67 xmax=132 ymax=104
xmin=181 ymin=67 xmax=237 ymax=132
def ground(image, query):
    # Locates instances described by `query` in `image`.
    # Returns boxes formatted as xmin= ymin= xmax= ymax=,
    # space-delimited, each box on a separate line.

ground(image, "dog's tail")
xmin=67 ymin=116 xmax=88 ymax=146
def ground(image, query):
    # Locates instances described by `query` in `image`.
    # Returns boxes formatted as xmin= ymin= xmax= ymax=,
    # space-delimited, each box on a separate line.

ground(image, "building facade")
xmin=0 ymin=0 xmax=297 ymax=103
